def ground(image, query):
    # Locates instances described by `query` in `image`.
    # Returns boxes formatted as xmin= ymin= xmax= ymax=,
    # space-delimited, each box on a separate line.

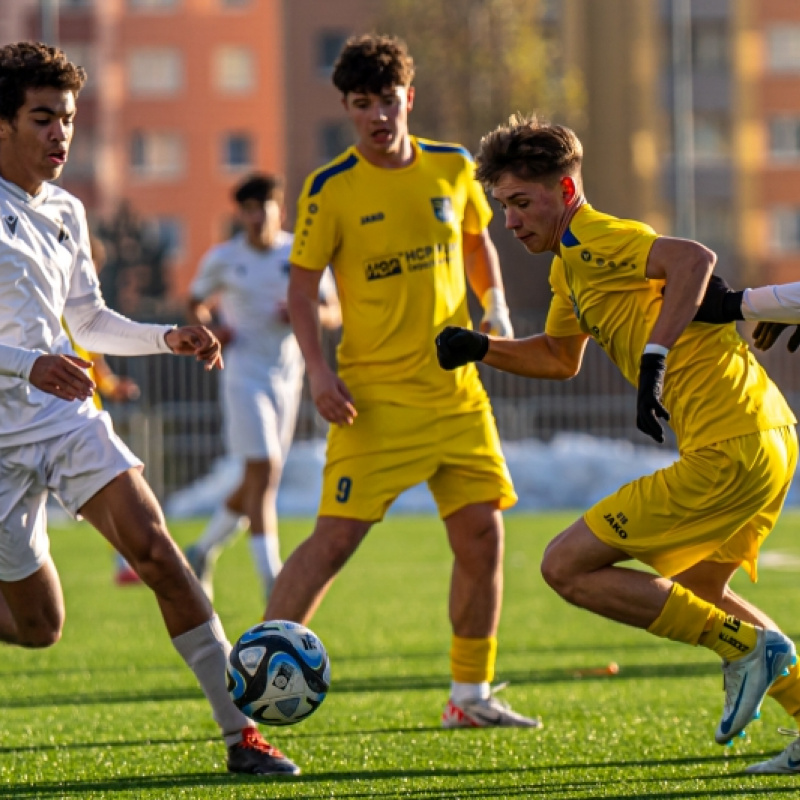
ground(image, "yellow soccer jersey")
xmin=545 ymin=204 xmax=796 ymax=451
xmin=291 ymin=136 xmax=492 ymax=409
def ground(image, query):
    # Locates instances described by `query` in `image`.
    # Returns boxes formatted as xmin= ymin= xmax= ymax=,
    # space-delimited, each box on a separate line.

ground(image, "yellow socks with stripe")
xmin=648 ymin=583 xmax=758 ymax=661
xmin=768 ymin=663 xmax=800 ymax=725
xmin=450 ymin=635 xmax=497 ymax=684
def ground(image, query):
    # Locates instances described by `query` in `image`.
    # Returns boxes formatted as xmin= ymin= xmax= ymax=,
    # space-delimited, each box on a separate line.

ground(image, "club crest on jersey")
xmin=57 ymin=222 xmax=70 ymax=244
xmin=430 ymin=197 xmax=454 ymax=223
xmin=3 ymin=215 xmax=17 ymax=236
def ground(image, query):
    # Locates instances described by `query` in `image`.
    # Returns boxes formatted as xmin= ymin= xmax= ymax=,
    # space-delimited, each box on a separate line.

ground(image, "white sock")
xmin=450 ymin=681 xmax=491 ymax=703
xmin=194 ymin=507 xmax=245 ymax=559
xmin=248 ymin=532 xmax=282 ymax=598
xmin=171 ymin=614 xmax=251 ymax=745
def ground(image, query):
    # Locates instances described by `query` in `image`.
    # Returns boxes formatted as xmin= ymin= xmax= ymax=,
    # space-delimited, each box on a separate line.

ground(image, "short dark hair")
xmin=0 ymin=42 xmax=86 ymax=122
xmin=332 ymin=33 xmax=415 ymax=95
xmin=233 ymin=173 xmax=283 ymax=205
xmin=476 ymin=114 xmax=583 ymax=188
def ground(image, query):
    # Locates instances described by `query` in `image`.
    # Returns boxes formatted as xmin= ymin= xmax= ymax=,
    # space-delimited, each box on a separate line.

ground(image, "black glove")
xmin=693 ymin=274 xmax=744 ymax=324
xmin=637 ymin=353 xmax=670 ymax=443
xmin=752 ymin=322 xmax=800 ymax=353
xmin=436 ymin=326 xmax=489 ymax=370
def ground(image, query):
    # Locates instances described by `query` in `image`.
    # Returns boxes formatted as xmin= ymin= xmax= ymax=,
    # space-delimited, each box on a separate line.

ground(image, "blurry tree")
xmin=93 ymin=203 xmax=173 ymax=321
xmin=375 ymin=0 xmax=584 ymax=151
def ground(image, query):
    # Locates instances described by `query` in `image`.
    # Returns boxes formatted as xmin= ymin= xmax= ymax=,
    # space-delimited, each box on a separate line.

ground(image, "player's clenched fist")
xmin=165 ymin=325 xmax=224 ymax=370
xmin=435 ymin=326 xmax=489 ymax=370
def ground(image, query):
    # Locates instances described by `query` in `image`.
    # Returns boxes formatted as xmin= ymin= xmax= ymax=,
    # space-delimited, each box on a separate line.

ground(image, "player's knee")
xmin=16 ymin=615 xmax=63 ymax=648
xmin=540 ymin=549 xmax=580 ymax=601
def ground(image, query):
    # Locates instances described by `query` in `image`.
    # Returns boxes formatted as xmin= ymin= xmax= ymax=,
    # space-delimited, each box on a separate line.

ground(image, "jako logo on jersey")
xmin=431 ymin=197 xmax=454 ymax=223
xmin=3 ymin=215 xmax=17 ymax=236
xmin=364 ymin=255 xmax=402 ymax=281
xmin=57 ymin=222 xmax=70 ymax=244
xmin=603 ymin=512 xmax=628 ymax=539
xmin=360 ymin=212 xmax=385 ymax=225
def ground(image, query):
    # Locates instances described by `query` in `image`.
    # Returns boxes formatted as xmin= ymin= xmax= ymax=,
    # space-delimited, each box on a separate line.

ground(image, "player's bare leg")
xmin=80 ymin=468 xmax=212 ymax=636
xmin=265 ymin=516 xmax=371 ymax=623
xmin=672 ymin=560 xmax=781 ymax=630
xmin=542 ymin=518 xmax=796 ymax=743
xmin=442 ymin=501 xmax=539 ymax=728
xmin=80 ymin=467 xmax=299 ymax=776
xmin=0 ymin=557 xmax=64 ymax=647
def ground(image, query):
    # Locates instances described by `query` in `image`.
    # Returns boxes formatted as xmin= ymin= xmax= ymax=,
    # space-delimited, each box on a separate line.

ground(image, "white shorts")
xmin=222 ymin=369 xmax=303 ymax=462
xmin=0 ymin=411 xmax=141 ymax=582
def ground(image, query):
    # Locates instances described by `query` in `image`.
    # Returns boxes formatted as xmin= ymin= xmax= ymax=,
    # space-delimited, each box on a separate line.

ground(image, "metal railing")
xmin=104 ymin=315 xmax=800 ymax=501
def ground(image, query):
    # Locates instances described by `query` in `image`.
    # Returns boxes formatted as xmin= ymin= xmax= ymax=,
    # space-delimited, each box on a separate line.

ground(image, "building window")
xmin=317 ymin=31 xmax=349 ymax=76
xmin=769 ymin=117 xmax=800 ymax=161
xmin=693 ymin=113 xmax=729 ymax=163
xmin=130 ymin=131 xmax=185 ymax=179
xmin=222 ymin=133 xmax=253 ymax=169
xmin=319 ymin=121 xmax=351 ymax=162
xmin=62 ymin=43 xmax=95 ymax=92
xmin=128 ymin=48 xmax=183 ymax=95
xmin=692 ymin=22 xmax=728 ymax=71
xmin=771 ymin=208 xmax=800 ymax=253
xmin=767 ymin=26 xmax=800 ymax=72
xmin=214 ymin=46 xmax=255 ymax=94
xmin=695 ymin=204 xmax=732 ymax=253
xmin=128 ymin=0 xmax=179 ymax=9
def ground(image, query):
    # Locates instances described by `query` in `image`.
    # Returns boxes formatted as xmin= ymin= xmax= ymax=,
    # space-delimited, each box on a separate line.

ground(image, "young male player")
xmin=184 ymin=174 xmax=338 ymax=602
xmin=436 ymin=115 xmax=800 ymax=772
xmin=264 ymin=33 xmax=539 ymax=729
xmin=0 ymin=41 xmax=297 ymax=776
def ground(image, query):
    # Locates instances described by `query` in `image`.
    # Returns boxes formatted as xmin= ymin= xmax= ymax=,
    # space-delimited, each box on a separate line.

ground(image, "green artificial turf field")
xmin=2 ymin=509 xmax=800 ymax=798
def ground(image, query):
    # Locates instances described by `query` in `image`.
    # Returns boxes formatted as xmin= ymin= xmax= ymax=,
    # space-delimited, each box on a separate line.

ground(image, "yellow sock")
xmin=648 ymin=583 xmax=757 ymax=660
xmin=450 ymin=635 xmax=497 ymax=684
xmin=698 ymin=609 xmax=759 ymax=661
xmin=768 ymin=662 xmax=800 ymax=725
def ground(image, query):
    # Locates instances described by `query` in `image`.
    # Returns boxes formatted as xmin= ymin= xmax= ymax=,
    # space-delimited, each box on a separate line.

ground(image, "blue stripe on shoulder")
xmin=418 ymin=141 xmax=473 ymax=160
xmin=561 ymin=228 xmax=580 ymax=247
xmin=309 ymin=153 xmax=359 ymax=197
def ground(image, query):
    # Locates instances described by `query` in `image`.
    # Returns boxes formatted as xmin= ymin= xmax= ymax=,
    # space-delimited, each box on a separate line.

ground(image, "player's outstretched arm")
xmin=436 ymin=326 xmax=588 ymax=379
xmin=164 ymin=325 xmax=223 ymax=371
xmin=743 ymin=282 xmax=800 ymax=353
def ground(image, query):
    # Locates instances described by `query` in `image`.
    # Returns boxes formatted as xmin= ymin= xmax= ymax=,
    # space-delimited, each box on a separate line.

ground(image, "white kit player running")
xmin=184 ymin=174 xmax=339 ymax=602
xmin=0 ymin=42 xmax=298 ymax=776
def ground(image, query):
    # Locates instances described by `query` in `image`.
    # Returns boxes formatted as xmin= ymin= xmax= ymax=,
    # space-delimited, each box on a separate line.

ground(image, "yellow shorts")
xmin=319 ymin=402 xmax=517 ymax=521
xmin=584 ymin=426 xmax=798 ymax=581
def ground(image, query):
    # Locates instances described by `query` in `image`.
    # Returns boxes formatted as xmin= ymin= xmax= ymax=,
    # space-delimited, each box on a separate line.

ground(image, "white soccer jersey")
xmin=743 ymin=282 xmax=800 ymax=323
xmin=190 ymin=231 xmax=311 ymax=374
xmin=0 ymin=176 xmax=172 ymax=446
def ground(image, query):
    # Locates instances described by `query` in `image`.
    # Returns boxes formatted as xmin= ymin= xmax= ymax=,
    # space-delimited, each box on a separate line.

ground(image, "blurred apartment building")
xmin=558 ymin=0 xmax=800 ymax=288
xmin=2 ymin=0 xmax=799 ymax=302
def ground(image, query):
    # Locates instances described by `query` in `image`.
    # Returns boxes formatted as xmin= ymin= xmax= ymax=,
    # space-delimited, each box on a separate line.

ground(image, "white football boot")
xmin=715 ymin=628 xmax=796 ymax=744
xmin=441 ymin=683 xmax=542 ymax=729
xmin=746 ymin=729 xmax=800 ymax=775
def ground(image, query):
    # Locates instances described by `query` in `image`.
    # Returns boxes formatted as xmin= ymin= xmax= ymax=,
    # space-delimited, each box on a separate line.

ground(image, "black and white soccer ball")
xmin=226 ymin=620 xmax=331 ymax=726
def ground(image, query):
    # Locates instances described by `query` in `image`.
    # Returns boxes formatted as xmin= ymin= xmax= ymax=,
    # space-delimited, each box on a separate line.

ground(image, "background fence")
xmin=104 ymin=316 xmax=800 ymax=502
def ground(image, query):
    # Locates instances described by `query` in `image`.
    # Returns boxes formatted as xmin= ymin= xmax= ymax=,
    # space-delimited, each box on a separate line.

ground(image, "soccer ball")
xmin=226 ymin=620 xmax=331 ymax=726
